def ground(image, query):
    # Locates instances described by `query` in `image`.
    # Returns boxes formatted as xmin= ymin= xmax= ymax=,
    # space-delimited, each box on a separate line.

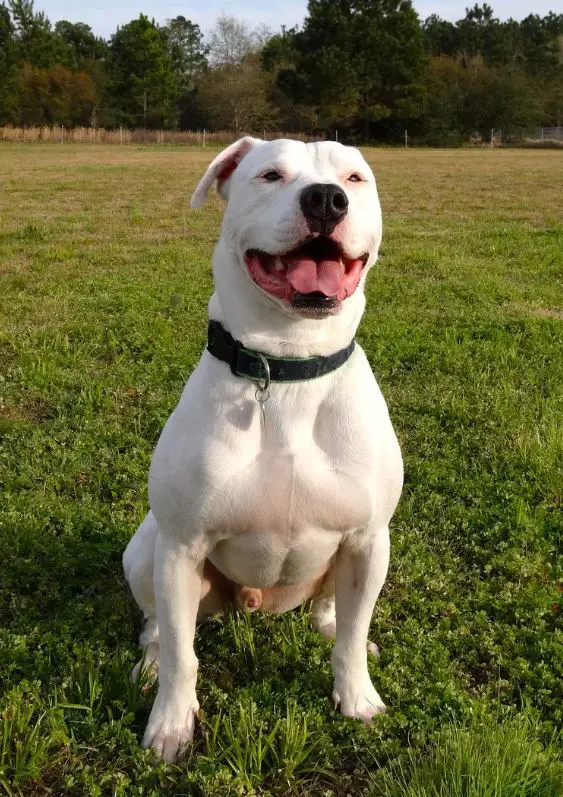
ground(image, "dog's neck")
xmin=209 ymin=243 xmax=367 ymax=359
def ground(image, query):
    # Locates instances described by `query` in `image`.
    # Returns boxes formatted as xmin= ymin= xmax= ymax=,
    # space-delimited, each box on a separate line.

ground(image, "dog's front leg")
xmin=142 ymin=530 xmax=205 ymax=762
xmin=331 ymin=524 xmax=389 ymax=721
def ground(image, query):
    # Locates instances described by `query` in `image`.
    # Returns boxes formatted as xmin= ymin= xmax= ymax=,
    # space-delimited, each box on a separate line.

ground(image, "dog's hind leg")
xmin=311 ymin=567 xmax=379 ymax=657
xmin=123 ymin=511 xmax=160 ymax=682
xmin=311 ymin=578 xmax=337 ymax=640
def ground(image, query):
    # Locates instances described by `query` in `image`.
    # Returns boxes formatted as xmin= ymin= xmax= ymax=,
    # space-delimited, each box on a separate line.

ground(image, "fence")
xmin=0 ymin=125 xmax=325 ymax=146
xmin=3 ymin=124 xmax=562 ymax=148
xmin=537 ymin=126 xmax=562 ymax=142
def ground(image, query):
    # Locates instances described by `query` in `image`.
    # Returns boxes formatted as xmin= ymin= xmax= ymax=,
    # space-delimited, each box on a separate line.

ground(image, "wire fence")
xmin=537 ymin=126 xmax=562 ymax=141
xmin=1 ymin=124 xmax=562 ymax=147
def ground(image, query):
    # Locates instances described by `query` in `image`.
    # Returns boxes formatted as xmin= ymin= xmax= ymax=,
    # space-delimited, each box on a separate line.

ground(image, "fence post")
xmin=203 ymin=128 xmax=206 ymax=148
xmin=335 ymin=130 xmax=338 ymax=142
xmin=404 ymin=129 xmax=408 ymax=148
xmin=490 ymin=128 xmax=494 ymax=148
xmin=60 ymin=125 xmax=64 ymax=144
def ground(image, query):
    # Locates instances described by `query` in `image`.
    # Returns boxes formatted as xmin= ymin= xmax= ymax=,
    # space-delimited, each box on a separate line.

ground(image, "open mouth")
xmin=245 ymin=236 xmax=369 ymax=308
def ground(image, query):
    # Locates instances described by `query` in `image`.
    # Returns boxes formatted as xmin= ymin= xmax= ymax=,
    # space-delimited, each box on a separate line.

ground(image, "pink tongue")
xmin=285 ymin=258 xmax=344 ymax=298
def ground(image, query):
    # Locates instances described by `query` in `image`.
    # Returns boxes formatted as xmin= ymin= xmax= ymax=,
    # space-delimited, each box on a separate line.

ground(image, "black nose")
xmin=299 ymin=183 xmax=348 ymax=233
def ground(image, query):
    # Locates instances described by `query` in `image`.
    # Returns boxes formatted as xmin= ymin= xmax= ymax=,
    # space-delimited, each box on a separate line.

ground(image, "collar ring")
xmin=255 ymin=352 xmax=271 ymax=394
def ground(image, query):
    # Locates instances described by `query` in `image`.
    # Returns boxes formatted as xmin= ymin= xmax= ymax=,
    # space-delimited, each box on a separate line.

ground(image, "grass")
xmin=0 ymin=142 xmax=561 ymax=796
xmin=370 ymin=713 xmax=562 ymax=797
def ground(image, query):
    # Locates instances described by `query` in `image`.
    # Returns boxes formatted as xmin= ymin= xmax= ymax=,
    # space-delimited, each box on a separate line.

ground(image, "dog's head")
xmin=191 ymin=137 xmax=382 ymax=320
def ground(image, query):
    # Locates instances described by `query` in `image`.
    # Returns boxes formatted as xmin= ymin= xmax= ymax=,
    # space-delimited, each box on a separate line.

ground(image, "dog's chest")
xmin=197 ymin=377 xmax=377 ymax=583
xmin=207 ymin=441 xmax=372 ymax=586
xmin=211 ymin=441 xmax=372 ymax=533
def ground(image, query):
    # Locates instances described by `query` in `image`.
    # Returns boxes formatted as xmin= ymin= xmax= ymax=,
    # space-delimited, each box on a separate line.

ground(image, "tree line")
xmin=1 ymin=0 xmax=561 ymax=144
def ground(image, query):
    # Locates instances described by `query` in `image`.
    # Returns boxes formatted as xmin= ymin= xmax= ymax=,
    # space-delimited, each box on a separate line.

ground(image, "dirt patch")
xmin=0 ymin=393 xmax=57 ymax=426
xmin=518 ymin=304 xmax=563 ymax=321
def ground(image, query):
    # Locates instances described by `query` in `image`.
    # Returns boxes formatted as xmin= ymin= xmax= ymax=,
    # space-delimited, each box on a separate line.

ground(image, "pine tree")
xmin=107 ymin=14 xmax=178 ymax=128
xmin=269 ymin=0 xmax=427 ymax=139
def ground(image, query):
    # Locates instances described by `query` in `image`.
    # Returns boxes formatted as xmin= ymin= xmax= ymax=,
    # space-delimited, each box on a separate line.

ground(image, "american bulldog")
xmin=123 ymin=137 xmax=403 ymax=762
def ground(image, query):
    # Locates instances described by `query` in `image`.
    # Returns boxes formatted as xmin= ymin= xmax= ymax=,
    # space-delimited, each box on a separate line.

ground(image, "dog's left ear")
xmin=190 ymin=136 xmax=262 ymax=208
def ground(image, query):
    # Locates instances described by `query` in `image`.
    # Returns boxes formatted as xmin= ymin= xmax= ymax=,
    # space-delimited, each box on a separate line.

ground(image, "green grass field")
xmin=0 ymin=143 xmax=562 ymax=796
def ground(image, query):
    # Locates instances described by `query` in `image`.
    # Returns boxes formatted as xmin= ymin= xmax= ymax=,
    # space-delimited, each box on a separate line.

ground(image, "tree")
xmin=0 ymin=3 xmax=19 ymax=122
xmin=161 ymin=15 xmax=208 ymax=129
xmin=196 ymin=13 xmax=277 ymax=132
xmin=484 ymin=65 xmax=544 ymax=135
xmin=54 ymin=20 xmax=107 ymax=66
xmin=53 ymin=20 xmax=107 ymax=124
xmin=0 ymin=2 xmax=560 ymax=139
xmin=107 ymin=14 xmax=178 ymax=128
xmin=8 ymin=0 xmax=71 ymax=67
xmin=421 ymin=53 xmax=545 ymax=142
xmin=423 ymin=15 xmax=458 ymax=56
xmin=163 ymin=16 xmax=207 ymax=92
xmin=271 ymin=0 xmax=427 ymax=138
xmin=14 ymin=61 xmax=96 ymax=125
xmin=207 ymin=13 xmax=269 ymax=66
xmin=421 ymin=56 xmax=468 ymax=144
xmin=262 ymin=27 xmax=319 ymax=130
xmin=197 ymin=52 xmax=278 ymax=131
xmin=455 ymin=4 xmax=505 ymax=65
xmin=520 ymin=14 xmax=563 ymax=74
xmin=0 ymin=2 xmax=14 ymax=52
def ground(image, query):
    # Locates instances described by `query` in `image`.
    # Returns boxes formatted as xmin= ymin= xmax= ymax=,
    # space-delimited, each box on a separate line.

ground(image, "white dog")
xmin=123 ymin=137 xmax=403 ymax=762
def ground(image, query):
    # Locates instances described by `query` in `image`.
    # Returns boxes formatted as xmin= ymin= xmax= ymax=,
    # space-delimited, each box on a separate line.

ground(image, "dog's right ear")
xmin=190 ymin=136 xmax=262 ymax=208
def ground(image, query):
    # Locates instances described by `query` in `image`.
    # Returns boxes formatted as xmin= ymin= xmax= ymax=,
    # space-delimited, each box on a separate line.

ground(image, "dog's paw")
xmin=367 ymin=640 xmax=379 ymax=657
xmin=132 ymin=642 xmax=160 ymax=688
xmin=332 ymin=674 xmax=386 ymax=723
xmin=142 ymin=691 xmax=199 ymax=762
xmin=315 ymin=618 xmax=337 ymax=639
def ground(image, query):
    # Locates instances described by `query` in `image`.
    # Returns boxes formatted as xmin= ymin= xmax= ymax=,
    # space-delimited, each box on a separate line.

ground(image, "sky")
xmin=38 ymin=1 xmax=559 ymax=39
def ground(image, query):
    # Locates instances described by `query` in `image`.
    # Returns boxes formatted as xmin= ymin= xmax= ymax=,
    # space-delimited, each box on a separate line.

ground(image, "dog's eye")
xmin=261 ymin=170 xmax=282 ymax=182
xmin=348 ymin=173 xmax=364 ymax=183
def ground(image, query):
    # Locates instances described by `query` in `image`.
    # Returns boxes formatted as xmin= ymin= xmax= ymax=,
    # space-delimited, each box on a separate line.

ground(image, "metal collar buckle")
xmin=254 ymin=352 xmax=270 ymax=427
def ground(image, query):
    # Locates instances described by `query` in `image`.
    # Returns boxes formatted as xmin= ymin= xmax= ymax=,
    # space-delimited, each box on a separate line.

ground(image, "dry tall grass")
xmin=0 ymin=125 xmax=324 ymax=146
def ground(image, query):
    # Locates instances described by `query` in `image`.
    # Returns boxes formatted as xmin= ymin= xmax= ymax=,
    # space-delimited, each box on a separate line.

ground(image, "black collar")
xmin=207 ymin=320 xmax=355 ymax=383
